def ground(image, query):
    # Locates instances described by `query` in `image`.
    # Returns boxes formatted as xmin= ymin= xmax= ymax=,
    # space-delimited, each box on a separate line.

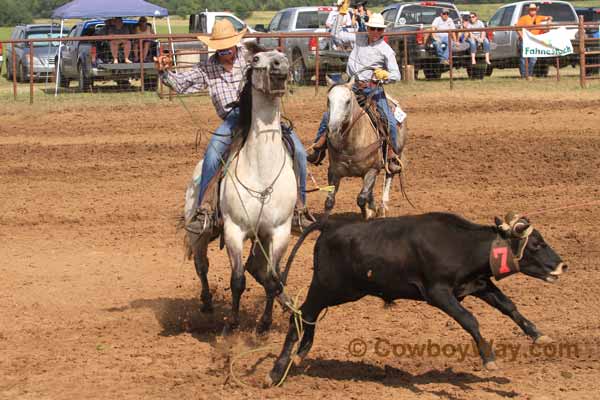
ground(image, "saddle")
xmin=200 ymin=125 xmax=299 ymax=233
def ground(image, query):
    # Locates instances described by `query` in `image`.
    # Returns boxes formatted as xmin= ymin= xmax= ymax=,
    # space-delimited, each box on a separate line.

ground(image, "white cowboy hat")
xmin=365 ymin=13 xmax=386 ymax=29
xmin=528 ymin=3 xmax=538 ymax=9
xmin=197 ymin=19 xmax=247 ymax=50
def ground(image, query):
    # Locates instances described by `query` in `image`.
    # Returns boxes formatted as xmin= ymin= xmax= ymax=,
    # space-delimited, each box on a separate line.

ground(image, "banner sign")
xmin=522 ymin=27 xmax=576 ymax=58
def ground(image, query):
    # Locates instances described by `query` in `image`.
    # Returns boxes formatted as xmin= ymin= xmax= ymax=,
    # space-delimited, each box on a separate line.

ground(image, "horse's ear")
xmin=346 ymin=76 xmax=355 ymax=88
xmin=244 ymin=40 xmax=266 ymax=56
xmin=326 ymin=75 xmax=336 ymax=87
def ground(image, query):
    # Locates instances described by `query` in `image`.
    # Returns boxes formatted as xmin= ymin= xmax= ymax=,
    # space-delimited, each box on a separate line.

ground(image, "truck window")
xmin=277 ymin=10 xmax=294 ymax=31
xmin=382 ymin=8 xmax=398 ymax=26
xmin=216 ymin=15 xmax=245 ymax=32
xmin=487 ymin=8 xmax=505 ymax=27
xmin=268 ymin=12 xmax=283 ymax=32
xmin=295 ymin=11 xmax=329 ymax=29
xmin=399 ymin=5 xmax=459 ymax=25
xmin=519 ymin=3 xmax=577 ymax=22
xmin=500 ymin=5 xmax=515 ymax=26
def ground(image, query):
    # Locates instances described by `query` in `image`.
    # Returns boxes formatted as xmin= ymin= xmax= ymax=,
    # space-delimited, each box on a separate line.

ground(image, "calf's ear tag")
xmin=490 ymin=237 xmax=520 ymax=281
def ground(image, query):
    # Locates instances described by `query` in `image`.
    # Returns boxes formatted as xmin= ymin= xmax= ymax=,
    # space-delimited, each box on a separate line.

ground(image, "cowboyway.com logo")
xmin=524 ymin=45 xmax=573 ymax=57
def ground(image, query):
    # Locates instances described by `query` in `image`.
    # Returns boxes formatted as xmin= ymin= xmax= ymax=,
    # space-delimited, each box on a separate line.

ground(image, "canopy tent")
xmin=51 ymin=0 xmax=171 ymax=95
xmin=52 ymin=0 xmax=168 ymax=19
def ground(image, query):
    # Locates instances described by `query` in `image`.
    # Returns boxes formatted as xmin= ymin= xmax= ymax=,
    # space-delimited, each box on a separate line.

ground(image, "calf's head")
xmin=495 ymin=213 xmax=567 ymax=283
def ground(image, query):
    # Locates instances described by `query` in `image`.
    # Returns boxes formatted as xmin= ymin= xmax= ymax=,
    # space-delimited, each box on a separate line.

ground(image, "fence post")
xmin=278 ymin=36 xmax=283 ymax=52
xmin=314 ymin=36 xmax=320 ymax=95
xmin=29 ymin=41 xmax=34 ymax=104
xmin=403 ymin=35 xmax=408 ymax=82
xmin=12 ymin=43 xmax=17 ymax=100
xmin=555 ymin=57 xmax=560 ymax=82
xmin=448 ymin=32 xmax=454 ymax=90
xmin=578 ymin=16 xmax=586 ymax=88
xmin=139 ymin=39 xmax=145 ymax=93
xmin=168 ymin=37 xmax=174 ymax=101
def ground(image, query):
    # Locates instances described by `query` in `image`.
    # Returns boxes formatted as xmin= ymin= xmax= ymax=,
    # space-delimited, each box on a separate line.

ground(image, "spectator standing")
xmin=431 ymin=8 xmax=457 ymax=65
xmin=133 ymin=16 xmax=154 ymax=62
xmin=465 ymin=12 xmax=490 ymax=65
xmin=352 ymin=1 xmax=372 ymax=32
xmin=108 ymin=17 xmax=132 ymax=64
xmin=516 ymin=3 xmax=552 ymax=80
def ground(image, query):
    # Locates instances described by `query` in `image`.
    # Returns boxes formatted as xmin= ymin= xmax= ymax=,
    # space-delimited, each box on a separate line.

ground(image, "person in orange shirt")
xmin=516 ymin=3 xmax=553 ymax=79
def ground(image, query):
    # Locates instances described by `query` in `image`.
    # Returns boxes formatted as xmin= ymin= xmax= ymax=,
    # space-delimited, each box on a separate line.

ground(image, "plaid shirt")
xmin=161 ymin=45 xmax=248 ymax=120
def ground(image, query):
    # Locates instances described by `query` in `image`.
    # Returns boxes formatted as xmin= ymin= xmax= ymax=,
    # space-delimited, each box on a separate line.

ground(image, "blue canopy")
xmin=52 ymin=0 xmax=169 ymax=19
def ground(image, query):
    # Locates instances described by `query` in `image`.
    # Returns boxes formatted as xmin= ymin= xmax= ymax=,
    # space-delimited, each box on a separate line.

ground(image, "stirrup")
xmin=386 ymin=153 xmax=404 ymax=175
xmin=292 ymin=207 xmax=316 ymax=233
xmin=185 ymin=208 xmax=214 ymax=235
xmin=307 ymin=147 xmax=327 ymax=166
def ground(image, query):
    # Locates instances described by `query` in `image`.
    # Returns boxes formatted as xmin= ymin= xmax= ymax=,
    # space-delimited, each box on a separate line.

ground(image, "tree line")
xmin=0 ymin=0 xmax=525 ymax=26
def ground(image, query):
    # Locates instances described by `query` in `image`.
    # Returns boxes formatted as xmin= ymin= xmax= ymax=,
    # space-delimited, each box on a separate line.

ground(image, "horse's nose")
xmin=273 ymin=59 xmax=280 ymax=67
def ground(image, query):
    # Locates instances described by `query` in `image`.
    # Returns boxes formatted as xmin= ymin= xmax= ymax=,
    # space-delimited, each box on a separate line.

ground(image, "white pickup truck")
xmin=171 ymin=11 xmax=253 ymax=67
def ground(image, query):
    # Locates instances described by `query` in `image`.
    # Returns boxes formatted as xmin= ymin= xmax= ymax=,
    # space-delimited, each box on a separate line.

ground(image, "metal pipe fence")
xmin=1 ymin=19 xmax=599 ymax=103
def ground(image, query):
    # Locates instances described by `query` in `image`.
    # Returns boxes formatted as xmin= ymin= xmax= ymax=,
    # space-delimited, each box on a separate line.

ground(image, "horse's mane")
xmin=234 ymin=68 xmax=253 ymax=140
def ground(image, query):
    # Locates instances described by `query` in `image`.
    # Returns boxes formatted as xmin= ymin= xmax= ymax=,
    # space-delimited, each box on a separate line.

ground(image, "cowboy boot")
xmin=306 ymin=136 xmax=327 ymax=166
xmin=292 ymin=206 xmax=317 ymax=234
xmin=386 ymin=147 xmax=403 ymax=174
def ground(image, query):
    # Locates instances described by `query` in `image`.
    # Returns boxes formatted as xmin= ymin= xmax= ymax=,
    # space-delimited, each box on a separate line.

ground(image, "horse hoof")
xmin=256 ymin=323 xmax=271 ymax=338
xmin=221 ymin=323 xmax=237 ymax=337
xmin=376 ymin=206 xmax=387 ymax=218
xmin=263 ymin=372 xmax=275 ymax=388
xmin=364 ymin=208 xmax=375 ymax=220
xmin=484 ymin=361 xmax=499 ymax=371
xmin=534 ymin=335 xmax=554 ymax=345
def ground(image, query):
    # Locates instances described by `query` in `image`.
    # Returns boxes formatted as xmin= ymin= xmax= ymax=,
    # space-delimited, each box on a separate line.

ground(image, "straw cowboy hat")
xmin=365 ymin=13 xmax=386 ymax=29
xmin=197 ymin=19 xmax=247 ymax=50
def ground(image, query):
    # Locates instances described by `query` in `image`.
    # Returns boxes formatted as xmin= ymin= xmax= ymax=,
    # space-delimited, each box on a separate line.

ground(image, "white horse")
xmin=184 ymin=44 xmax=296 ymax=335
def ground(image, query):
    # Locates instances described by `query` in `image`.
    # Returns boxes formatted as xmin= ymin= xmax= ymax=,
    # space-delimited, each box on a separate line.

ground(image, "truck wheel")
xmin=116 ymin=79 xmax=130 ymax=90
xmin=6 ymin=63 xmax=12 ymax=80
xmin=55 ymin=65 xmax=70 ymax=88
xmin=485 ymin=65 xmax=493 ymax=77
xmin=17 ymin=62 xmax=26 ymax=83
xmin=423 ymin=65 xmax=442 ymax=80
xmin=467 ymin=63 xmax=486 ymax=80
xmin=533 ymin=64 xmax=549 ymax=78
xmin=78 ymin=64 xmax=92 ymax=92
xmin=291 ymin=51 xmax=307 ymax=85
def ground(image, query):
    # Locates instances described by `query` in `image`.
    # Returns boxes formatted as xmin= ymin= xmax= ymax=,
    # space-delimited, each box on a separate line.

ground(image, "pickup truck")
xmin=171 ymin=11 xmax=253 ymax=68
xmin=487 ymin=1 xmax=579 ymax=77
xmin=57 ymin=19 xmax=159 ymax=91
xmin=257 ymin=6 xmax=339 ymax=84
xmin=575 ymin=7 xmax=600 ymax=75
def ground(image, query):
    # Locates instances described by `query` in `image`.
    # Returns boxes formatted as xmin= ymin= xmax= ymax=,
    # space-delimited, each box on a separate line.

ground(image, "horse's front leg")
xmin=378 ymin=172 xmax=393 ymax=218
xmin=357 ymin=168 xmax=378 ymax=219
xmin=223 ymin=222 xmax=246 ymax=335
xmin=324 ymin=168 xmax=341 ymax=217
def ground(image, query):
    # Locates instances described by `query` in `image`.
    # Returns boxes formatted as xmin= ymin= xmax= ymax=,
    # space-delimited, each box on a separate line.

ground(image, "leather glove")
xmin=373 ymin=69 xmax=390 ymax=81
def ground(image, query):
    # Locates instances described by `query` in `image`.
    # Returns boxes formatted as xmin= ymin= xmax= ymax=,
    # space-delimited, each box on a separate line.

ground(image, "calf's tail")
xmin=281 ymin=220 xmax=326 ymax=285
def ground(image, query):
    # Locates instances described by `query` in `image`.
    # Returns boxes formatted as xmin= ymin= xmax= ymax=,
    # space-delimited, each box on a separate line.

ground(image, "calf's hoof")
xmin=534 ymin=335 xmax=554 ymax=345
xmin=484 ymin=361 xmax=499 ymax=371
xmin=221 ymin=322 xmax=238 ymax=337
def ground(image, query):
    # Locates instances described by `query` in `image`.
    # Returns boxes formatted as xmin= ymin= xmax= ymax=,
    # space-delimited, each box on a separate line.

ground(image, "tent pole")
xmin=54 ymin=19 xmax=65 ymax=97
xmin=167 ymin=16 xmax=177 ymax=68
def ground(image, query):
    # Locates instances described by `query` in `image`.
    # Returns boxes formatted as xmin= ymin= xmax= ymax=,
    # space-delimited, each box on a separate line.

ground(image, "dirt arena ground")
xmin=1 ymin=85 xmax=599 ymax=399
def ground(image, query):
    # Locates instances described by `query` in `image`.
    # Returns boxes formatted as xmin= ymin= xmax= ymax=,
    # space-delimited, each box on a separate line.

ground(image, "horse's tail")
xmin=281 ymin=219 xmax=327 ymax=285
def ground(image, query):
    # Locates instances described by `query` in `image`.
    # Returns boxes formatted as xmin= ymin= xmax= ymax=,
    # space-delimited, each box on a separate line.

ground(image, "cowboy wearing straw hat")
xmin=155 ymin=19 xmax=314 ymax=234
xmin=308 ymin=13 xmax=403 ymax=173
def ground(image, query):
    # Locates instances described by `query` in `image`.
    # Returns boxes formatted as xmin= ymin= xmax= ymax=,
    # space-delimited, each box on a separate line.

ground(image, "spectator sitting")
xmin=465 ymin=12 xmax=490 ymax=65
xmin=459 ymin=14 xmax=470 ymax=42
xmin=108 ymin=17 xmax=132 ymax=64
xmin=431 ymin=8 xmax=457 ymax=65
xmin=516 ymin=3 xmax=552 ymax=80
xmin=133 ymin=17 xmax=154 ymax=62
xmin=326 ymin=1 xmax=353 ymax=31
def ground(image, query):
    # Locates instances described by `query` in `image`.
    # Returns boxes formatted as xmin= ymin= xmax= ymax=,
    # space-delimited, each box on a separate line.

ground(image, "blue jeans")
xmin=518 ymin=40 xmax=536 ymax=77
xmin=434 ymin=36 xmax=449 ymax=61
xmin=314 ymin=86 xmax=399 ymax=153
xmin=468 ymin=37 xmax=490 ymax=54
xmin=198 ymin=108 xmax=308 ymax=206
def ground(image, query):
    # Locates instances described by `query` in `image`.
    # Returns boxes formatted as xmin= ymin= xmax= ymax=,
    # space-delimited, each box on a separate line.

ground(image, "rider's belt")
xmin=356 ymin=81 xmax=378 ymax=89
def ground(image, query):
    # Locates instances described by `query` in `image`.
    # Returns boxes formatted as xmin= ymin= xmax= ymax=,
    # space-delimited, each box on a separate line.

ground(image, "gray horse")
xmin=323 ymin=76 xmax=408 ymax=219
